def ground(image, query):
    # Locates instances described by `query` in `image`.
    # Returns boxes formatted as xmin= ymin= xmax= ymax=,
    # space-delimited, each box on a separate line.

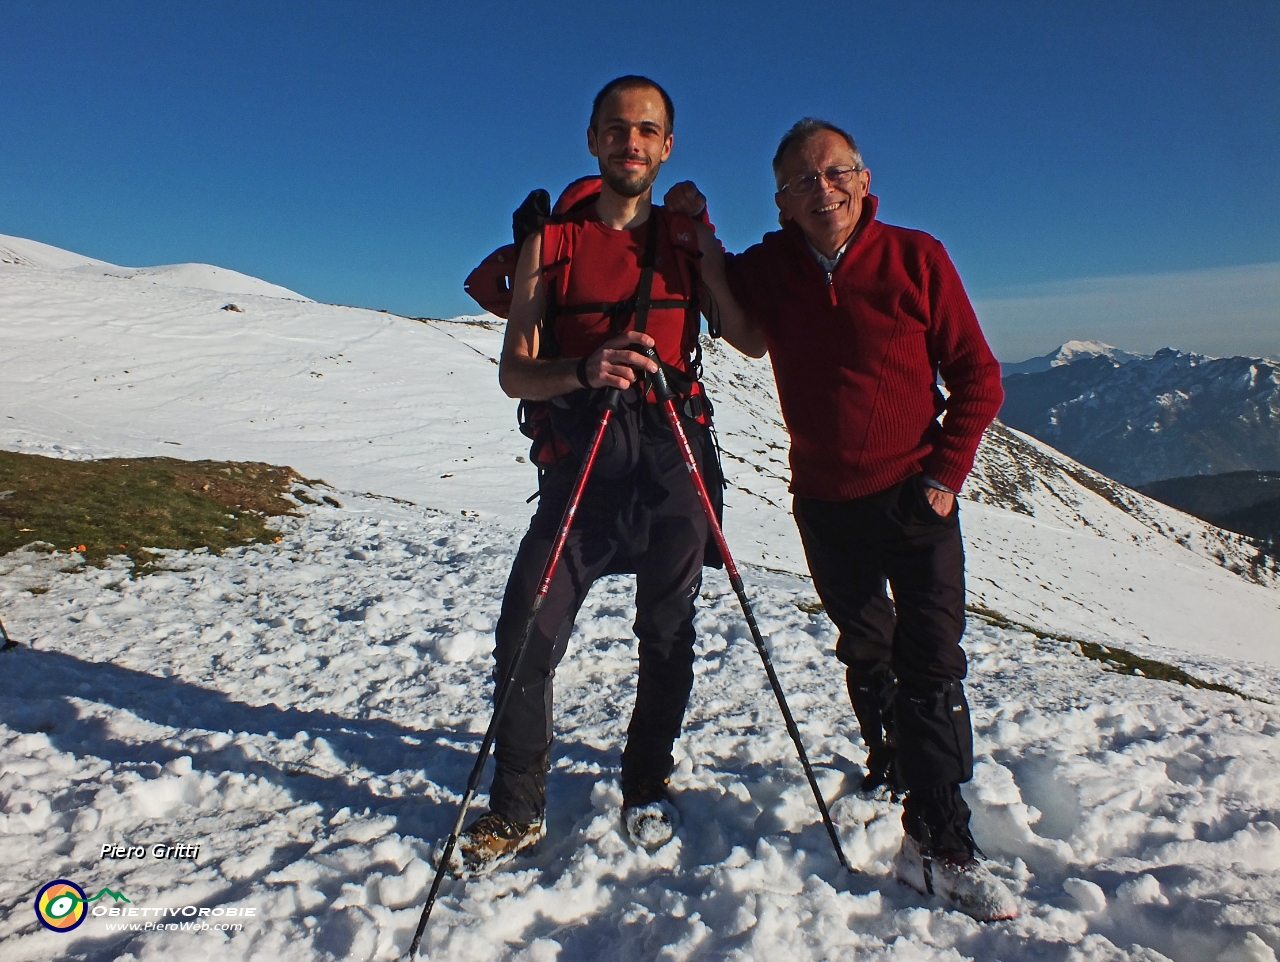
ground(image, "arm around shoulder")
xmin=693 ymin=222 xmax=767 ymax=359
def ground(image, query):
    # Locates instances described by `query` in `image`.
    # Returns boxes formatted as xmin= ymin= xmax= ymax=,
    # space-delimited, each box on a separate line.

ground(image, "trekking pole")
xmin=0 ymin=616 xmax=17 ymax=651
xmin=641 ymin=348 xmax=853 ymax=875
xmin=407 ymin=387 xmax=622 ymax=959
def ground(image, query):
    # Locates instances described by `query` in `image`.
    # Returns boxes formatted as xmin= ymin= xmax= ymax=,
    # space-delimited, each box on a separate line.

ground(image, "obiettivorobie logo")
xmin=35 ymin=879 xmax=131 ymax=932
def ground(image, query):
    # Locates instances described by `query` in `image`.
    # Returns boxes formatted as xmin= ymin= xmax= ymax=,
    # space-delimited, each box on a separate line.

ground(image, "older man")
xmin=668 ymin=119 xmax=1014 ymax=920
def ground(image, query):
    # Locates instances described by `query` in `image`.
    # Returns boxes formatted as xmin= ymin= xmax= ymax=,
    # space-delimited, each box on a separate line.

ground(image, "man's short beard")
xmin=599 ymin=160 xmax=661 ymax=198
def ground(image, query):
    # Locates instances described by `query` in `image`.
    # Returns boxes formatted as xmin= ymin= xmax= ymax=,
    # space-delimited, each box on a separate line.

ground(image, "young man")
xmin=454 ymin=76 xmax=748 ymax=873
xmin=665 ymin=119 xmax=1016 ymax=920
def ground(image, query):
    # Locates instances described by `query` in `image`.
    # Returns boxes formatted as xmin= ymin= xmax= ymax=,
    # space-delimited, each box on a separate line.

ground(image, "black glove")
xmin=512 ymin=189 xmax=551 ymax=254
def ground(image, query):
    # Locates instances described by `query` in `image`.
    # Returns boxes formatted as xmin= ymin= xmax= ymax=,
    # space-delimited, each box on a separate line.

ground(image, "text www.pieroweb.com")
xmin=104 ymin=920 xmax=244 ymax=932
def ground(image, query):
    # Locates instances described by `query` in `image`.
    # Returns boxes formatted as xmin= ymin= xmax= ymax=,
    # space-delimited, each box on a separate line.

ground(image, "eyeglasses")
xmin=778 ymin=164 xmax=862 ymax=195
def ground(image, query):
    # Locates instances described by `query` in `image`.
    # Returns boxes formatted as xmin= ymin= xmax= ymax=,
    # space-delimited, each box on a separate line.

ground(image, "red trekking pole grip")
xmin=640 ymin=347 xmax=678 ymax=404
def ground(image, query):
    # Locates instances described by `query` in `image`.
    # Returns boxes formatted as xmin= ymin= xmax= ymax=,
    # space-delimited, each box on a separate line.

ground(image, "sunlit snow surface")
xmin=2 ymin=246 xmax=1280 ymax=960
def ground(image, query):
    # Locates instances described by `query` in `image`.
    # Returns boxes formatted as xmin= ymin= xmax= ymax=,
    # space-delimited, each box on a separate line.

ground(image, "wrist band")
xmin=575 ymin=356 xmax=591 ymax=389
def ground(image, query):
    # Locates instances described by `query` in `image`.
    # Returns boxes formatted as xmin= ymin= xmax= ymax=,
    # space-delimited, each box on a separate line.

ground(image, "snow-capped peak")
xmin=1055 ymin=339 xmax=1143 ymax=364
xmin=1002 ymin=340 xmax=1148 ymax=376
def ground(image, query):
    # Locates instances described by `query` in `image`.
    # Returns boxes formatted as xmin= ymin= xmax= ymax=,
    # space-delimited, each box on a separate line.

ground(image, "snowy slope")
xmin=103 ymin=263 xmax=309 ymax=300
xmin=1 ymin=234 xmax=110 ymax=270
xmin=3 ymin=252 xmax=1277 ymax=663
xmin=3 ymin=238 xmax=1280 ymax=961
xmin=0 ymin=232 xmax=306 ymax=300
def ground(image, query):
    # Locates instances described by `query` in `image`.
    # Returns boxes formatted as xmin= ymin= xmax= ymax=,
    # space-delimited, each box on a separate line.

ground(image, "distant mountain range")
xmin=998 ymin=342 xmax=1280 ymax=487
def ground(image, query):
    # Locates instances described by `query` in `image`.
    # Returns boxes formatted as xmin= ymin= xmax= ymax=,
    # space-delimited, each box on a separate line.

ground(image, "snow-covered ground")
xmin=2 ymin=241 xmax=1279 ymax=960
xmin=0 ymin=233 xmax=306 ymax=300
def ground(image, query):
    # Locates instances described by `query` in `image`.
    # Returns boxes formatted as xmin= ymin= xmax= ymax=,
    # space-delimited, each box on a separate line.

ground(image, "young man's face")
xmin=587 ymin=85 xmax=673 ymax=199
xmin=775 ymin=129 xmax=871 ymax=255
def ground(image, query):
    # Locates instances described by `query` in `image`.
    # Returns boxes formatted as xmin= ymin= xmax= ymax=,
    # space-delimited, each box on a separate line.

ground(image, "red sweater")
xmin=727 ymin=196 xmax=1003 ymax=500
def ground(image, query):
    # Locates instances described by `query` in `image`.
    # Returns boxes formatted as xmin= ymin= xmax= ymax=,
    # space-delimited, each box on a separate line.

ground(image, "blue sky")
xmin=2 ymin=0 xmax=1277 ymax=361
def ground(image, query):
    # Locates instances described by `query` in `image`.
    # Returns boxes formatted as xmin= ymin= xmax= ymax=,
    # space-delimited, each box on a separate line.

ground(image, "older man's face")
xmin=775 ymin=130 xmax=871 ymax=257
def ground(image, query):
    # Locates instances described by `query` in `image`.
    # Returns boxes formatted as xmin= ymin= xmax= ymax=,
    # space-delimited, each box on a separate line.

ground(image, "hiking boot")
xmin=892 ymin=833 xmax=1019 ymax=921
xmin=622 ymin=776 xmax=679 ymax=849
xmin=448 ymin=810 xmax=545 ymax=876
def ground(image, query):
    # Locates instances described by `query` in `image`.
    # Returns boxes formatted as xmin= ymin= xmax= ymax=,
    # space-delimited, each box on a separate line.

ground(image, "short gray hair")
xmin=772 ymin=118 xmax=863 ymax=188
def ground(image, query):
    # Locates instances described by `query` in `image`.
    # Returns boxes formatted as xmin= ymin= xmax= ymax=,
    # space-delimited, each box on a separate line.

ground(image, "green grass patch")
xmin=965 ymin=603 xmax=1041 ymax=635
xmin=0 ymin=451 xmax=303 ymax=573
xmin=1074 ymin=640 xmax=1244 ymax=696
xmin=964 ymin=603 xmax=1255 ymax=701
xmin=795 ymin=598 xmax=1254 ymax=700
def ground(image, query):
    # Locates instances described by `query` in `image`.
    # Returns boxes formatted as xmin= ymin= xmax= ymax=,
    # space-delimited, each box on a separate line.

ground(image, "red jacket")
xmin=727 ymin=195 xmax=1003 ymax=500
xmin=540 ymin=205 xmax=702 ymax=376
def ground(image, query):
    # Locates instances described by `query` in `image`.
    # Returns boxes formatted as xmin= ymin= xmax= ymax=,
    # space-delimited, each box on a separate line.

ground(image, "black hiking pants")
xmin=488 ymin=414 xmax=714 ymax=825
xmin=794 ymin=474 xmax=976 ymax=853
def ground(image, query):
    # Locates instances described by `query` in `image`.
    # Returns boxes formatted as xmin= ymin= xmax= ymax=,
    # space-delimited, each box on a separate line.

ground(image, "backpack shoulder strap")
xmin=631 ymin=207 xmax=663 ymax=335
xmin=535 ymin=215 xmax=580 ymax=359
